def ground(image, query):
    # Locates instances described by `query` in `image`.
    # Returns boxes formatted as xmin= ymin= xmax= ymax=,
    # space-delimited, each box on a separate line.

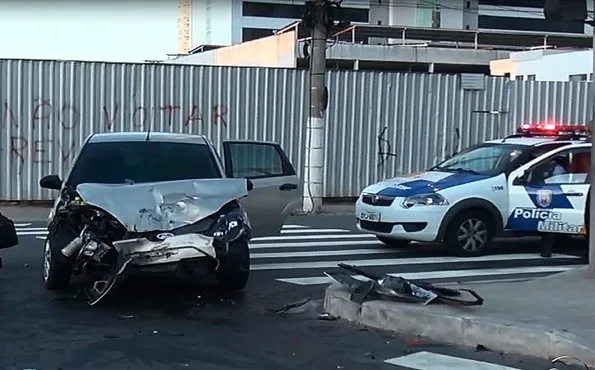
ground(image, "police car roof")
xmin=484 ymin=136 xmax=585 ymax=146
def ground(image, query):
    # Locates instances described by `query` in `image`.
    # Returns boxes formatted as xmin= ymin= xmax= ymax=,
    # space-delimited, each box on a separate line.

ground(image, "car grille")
xmin=361 ymin=194 xmax=395 ymax=206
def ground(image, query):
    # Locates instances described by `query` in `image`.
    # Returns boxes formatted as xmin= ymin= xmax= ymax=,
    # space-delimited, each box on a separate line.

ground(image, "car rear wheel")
xmin=43 ymin=225 xmax=75 ymax=291
xmin=445 ymin=210 xmax=494 ymax=257
xmin=376 ymin=236 xmax=411 ymax=248
xmin=215 ymin=239 xmax=250 ymax=291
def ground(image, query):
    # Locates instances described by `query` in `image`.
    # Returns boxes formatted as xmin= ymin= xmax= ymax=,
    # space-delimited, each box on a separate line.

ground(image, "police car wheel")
xmin=376 ymin=236 xmax=411 ymax=247
xmin=445 ymin=210 xmax=494 ymax=257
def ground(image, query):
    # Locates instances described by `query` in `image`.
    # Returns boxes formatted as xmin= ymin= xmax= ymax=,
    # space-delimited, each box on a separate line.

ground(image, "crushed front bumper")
xmin=113 ymin=233 xmax=218 ymax=267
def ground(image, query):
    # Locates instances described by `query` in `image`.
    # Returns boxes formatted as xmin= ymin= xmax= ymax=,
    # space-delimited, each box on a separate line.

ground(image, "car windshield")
xmin=430 ymin=143 xmax=527 ymax=176
xmin=66 ymin=141 xmax=222 ymax=186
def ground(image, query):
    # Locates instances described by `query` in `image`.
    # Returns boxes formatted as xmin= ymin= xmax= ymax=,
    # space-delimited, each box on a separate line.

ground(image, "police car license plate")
xmin=360 ymin=211 xmax=380 ymax=222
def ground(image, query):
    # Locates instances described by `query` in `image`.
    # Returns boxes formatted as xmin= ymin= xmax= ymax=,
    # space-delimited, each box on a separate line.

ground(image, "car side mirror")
xmin=246 ymin=179 xmax=254 ymax=192
xmin=513 ymin=172 xmax=527 ymax=186
xmin=40 ymin=175 xmax=63 ymax=190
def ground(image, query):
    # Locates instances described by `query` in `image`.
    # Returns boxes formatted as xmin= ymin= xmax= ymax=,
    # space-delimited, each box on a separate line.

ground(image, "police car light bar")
xmin=516 ymin=123 xmax=591 ymax=137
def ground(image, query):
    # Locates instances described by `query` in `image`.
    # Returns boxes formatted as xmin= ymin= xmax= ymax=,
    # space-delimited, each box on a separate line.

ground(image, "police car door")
xmin=506 ymin=144 xmax=590 ymax=234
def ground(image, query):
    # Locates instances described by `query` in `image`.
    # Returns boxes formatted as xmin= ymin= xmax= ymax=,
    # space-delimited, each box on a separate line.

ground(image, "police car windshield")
xmin=431 ymin=143 xmax=526 ymax=176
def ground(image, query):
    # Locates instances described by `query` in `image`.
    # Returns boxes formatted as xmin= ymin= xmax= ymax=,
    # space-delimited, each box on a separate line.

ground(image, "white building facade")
xmin=185 ymin=0 xmax=594 ymax=47
xmin=490 ymin=49 xmax=593 ymax=81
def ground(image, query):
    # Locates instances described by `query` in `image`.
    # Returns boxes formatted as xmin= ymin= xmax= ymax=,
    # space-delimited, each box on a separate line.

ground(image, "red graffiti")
xmin=103 ymin=104 xmax=119 ymax=130
xmin=9 ymin=135 xmax=77 ymax=173
xmin=184 ymin=104 xmax=228 ymax=127
xmin=2 ymin=100 xmax=228 ymax=130
xmin=161 ymin=104 xmax=180 ymax=127
xmin=4 ymin=100 xmax=229 ymax=173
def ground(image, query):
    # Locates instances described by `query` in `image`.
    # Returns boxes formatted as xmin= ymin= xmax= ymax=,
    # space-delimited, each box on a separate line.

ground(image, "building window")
xmin=377 ymin=20 xmax=382 ymax=25
xmin=527 ymin=74 xmax=536 ymax=81
xmin=242 ymin=28 xmax=274 ymax=42
xmin=515 ymin=75 xmax=523 ymax=81
xmin=242 ymin=1 xmax=368 ymax=22
xmin=466 ymin=1 xmax=471 ymax=8
xmin=569 ymin=74 xmax=588 ymax=81
xmin=591 ymin=73 xmax=594 ymax=81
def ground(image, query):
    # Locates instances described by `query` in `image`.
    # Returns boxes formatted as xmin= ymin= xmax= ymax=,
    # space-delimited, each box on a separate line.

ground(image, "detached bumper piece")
xmin=326 ymin=263 xmax=483 ymax=306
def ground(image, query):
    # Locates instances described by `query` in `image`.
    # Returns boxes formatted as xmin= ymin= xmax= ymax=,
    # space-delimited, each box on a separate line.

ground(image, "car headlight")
xmin=402 ymin=193 xmax=448 ymax=209
xmin=211 ymin=209 xmax=250 ymax=243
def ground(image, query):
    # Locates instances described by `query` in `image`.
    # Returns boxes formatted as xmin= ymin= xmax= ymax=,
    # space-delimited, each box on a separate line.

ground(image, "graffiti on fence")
xmin=2 ymin=99 xmax=228 ymax=130
xmin=2 ymin=99 xmax=228 ymax=174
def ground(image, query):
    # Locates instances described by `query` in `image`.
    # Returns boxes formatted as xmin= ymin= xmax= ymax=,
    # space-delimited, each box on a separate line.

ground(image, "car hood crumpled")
xmin=75 ymin=178 xmax=248 ymax=233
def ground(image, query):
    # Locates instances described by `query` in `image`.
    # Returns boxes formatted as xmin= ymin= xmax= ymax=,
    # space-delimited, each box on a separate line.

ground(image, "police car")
xmin=355 ymin=123 xmax=591 ymax=257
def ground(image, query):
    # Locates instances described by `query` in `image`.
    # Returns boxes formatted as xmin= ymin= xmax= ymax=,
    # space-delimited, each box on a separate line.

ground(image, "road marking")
xmin=282 ymin=225 xmax=308 ymax=229
xmin=252 ymin=233 xmax=375 ymax=242
xmin=385 ymin=351 xmax=521 ymax=370
xmin=18 ymin=231 xmax=49 ymax=236
xmin=16 ymin=228 xmax=47 ymax=232
xmin=250 ymin=240 xmax=382 ymax=249
xmin=14 ymin=223 xmax=32 ymax=227
xmin=276 ymin=265 xmax=577 ymax=285
xmin=251 ymin=252 xmax=580 ymax=270
xmin=280 ymin=228 xmax=350 ymax=234
xmin=251 ymin=248 xmax=398 ymax=259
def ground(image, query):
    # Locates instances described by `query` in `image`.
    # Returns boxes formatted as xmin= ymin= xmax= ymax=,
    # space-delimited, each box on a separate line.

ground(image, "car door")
xmin=506 ymin=144 xmax=590 ymax=234
xmin=222 ymin=140 xmax=302 ymax=238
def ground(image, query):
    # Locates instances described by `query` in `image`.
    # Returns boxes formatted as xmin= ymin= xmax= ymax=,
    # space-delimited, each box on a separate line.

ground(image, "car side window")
xmin=527 ymin=148 xmax=590 ymax=185
xmin=227 ymin=143 xmax=286 ymax=179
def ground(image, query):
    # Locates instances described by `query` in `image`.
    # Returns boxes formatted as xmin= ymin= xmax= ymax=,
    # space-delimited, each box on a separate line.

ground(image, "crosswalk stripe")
xmin=251 ymin=248 xmax=397 ymax=259
xmin=14 ymin=223 xmax=32 ymax=227
xmin=250 ymin=240 xmax=381 ymax=249
xmin=16 ymin=228 xmax=47 ymax=232
xmin=252 ymin=233 xmax=375 ymax=242
xmin=279 ymin=228 xmax=350 ymax=234
xmin=277 ymin=265 xmax=577 ymax=285
xmin=282 ymin=225 xmax=308 ymax=229
xmin=251 ymin=253 xmax=580 ymax=270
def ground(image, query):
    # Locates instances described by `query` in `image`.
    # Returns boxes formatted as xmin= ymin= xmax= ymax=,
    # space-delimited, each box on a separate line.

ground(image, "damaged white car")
xmin=39 ymin=132 xmax=301 ymax=305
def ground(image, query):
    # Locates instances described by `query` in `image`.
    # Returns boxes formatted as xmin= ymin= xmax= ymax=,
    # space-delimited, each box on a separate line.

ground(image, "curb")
xmin=323 ymin=283 xmax=595 ymax=366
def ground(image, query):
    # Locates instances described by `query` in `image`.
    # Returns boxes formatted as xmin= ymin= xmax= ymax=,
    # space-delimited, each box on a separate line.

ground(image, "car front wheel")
xmin=43 ymin=225 xmax=75 ymax=291
xmin=445 ymin=210 xmax=494 ymax=257
xmin=215 ymin=239 xmax=250 ymax=291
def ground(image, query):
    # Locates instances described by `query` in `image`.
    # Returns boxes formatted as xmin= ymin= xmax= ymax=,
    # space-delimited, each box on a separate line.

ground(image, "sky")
xmin=0 ymin=1 xmax=178 ymax=63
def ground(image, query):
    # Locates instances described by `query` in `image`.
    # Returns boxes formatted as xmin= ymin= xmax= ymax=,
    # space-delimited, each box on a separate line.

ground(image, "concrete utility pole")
xmin=589 ymin=27 xmax=595 ymax=274
xmin=302 ymin=0 xmax=329 ymax=214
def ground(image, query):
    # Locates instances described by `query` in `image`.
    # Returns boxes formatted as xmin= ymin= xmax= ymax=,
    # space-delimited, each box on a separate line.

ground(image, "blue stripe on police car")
xmin=377 ymin=172 xmax=492 ymax=198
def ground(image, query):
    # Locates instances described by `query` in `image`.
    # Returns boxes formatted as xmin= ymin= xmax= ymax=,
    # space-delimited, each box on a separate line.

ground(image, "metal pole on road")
xmin=302 ymin=0 xmax=328 ymax=214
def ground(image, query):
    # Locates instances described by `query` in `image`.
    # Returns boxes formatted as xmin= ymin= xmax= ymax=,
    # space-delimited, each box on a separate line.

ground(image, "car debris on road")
xmin=326 ymin=263 xmax=484 ymax=306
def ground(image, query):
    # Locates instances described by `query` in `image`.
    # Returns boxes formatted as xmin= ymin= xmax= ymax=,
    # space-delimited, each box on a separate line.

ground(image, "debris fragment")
xmin=550 ymin=355 xmax=588 ymax=370
xmin=117 ymin=313 xmax=135 ymax=320
xmin=364 ymin=352 xmax=376 ymax=359
xmin=269 ymin=297 xmax=312 ymax=314
xmin=326 ymin=263 xmax=484 ymax=306
xmin=317 ymin=312 xmax=338 ymax=321
xmin=405 ymin=338 xmax=423 ymax=347
xmin=475 ymin=344 xmax=490 ymax=352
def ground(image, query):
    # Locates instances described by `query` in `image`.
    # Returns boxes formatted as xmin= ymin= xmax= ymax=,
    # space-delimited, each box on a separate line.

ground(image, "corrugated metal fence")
xmin=0 ymin=59 xmax=591 ymax=201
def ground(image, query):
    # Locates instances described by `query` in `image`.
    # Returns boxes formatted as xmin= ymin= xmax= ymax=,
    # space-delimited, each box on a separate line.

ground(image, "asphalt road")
xmin=0 ymin=215 xmax=588 ymax=370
